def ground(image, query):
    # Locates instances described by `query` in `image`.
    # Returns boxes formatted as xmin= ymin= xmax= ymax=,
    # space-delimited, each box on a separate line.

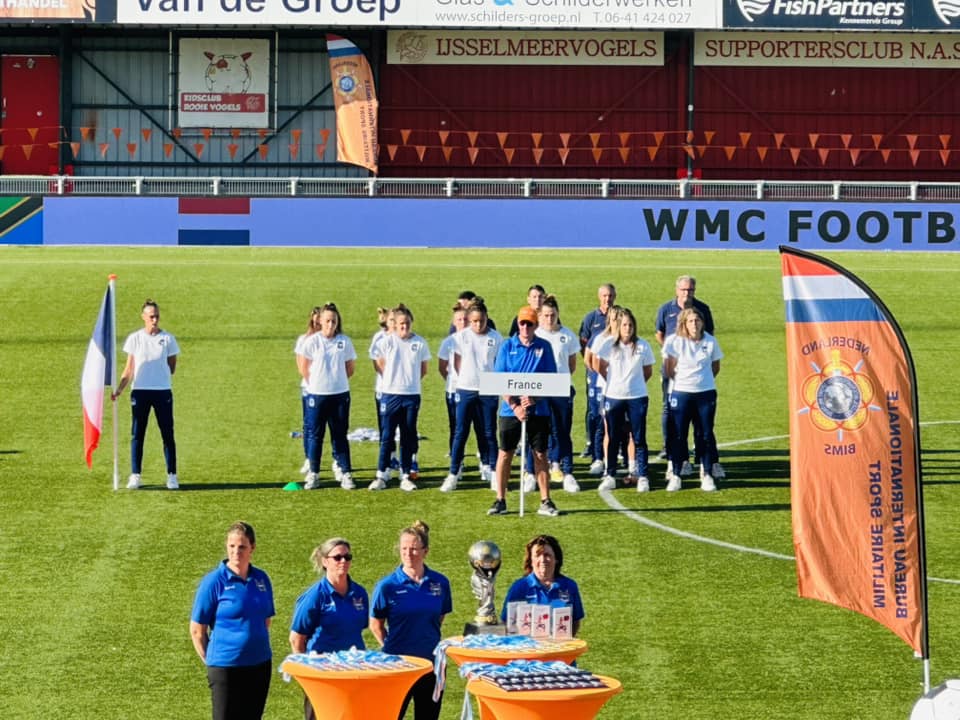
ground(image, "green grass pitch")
xmin=1 ymin=246 xmax=959 ymax=719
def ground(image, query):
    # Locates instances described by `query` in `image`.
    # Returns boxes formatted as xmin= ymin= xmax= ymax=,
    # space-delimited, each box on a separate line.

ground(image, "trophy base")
xmin=464 ymin=621 xmax=507 ymax=636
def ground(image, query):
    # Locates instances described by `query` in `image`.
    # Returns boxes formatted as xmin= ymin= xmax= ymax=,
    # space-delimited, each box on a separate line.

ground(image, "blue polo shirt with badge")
xmin=500 ymin=573 xmax=585 ymax=625
xmin=371 ymin=565 xmax=453 ymax=659
xmin=290 ymin=576 xmax=369 ymax=653
xmin=191 ymin=561 xmax=275 ymax=667
xmin=494 ymin=334 xmax=558 ymax=417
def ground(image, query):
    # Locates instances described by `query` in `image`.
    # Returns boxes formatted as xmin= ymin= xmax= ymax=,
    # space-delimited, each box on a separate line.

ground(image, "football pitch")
xmin=2 ymin=246 xmax=959 ymax=720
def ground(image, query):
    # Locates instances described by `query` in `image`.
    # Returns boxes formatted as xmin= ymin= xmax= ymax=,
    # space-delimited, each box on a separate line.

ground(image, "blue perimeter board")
xmin=27 ymin=196 xmax=960 ymax=250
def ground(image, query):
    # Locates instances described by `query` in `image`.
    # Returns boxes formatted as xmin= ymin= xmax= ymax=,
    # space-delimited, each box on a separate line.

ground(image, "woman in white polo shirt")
xmin=663 ymin=307 xmax=723 ymax=492
xmin=368 ymin=305 xmax=431 ymax=492
xmin=297 ymin=303 xmax=357 ymax=490
xmin=112 ymin=299 xmax=180 ymax=490
xmin=596 ymin=308 xmax=655 ymax=493
xmin=441 ymin=297 xmax=503 ymax=492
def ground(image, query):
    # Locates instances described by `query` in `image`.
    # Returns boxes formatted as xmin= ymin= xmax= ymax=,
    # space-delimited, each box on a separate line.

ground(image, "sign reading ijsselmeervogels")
xmin=388 ymin=30 xmax=663 ymax=66
xmin=723 ymin=0 xmax=960 ymax=31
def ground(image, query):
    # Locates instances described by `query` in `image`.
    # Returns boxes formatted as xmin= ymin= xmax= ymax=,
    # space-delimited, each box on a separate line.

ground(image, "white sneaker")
xmin=562 ymin=474 xmax=580 ymax=493
xmin=332 ymin=460 xmax=343 ymax=482
xmin=711 ymin=462 xmax=726 ymax=479
xmin=666 ymin=472 xmax=682 ymax=492
xmin=598 ymin=475 xmax=617 ymax=491
xmin=521 ymin=472 xmax=537 ymax=493
xmin=439 ymin=474 xmax=459 ymax=492
xmin=299 ymin=458 xmax=310 ymax=474
xmin=680 ymin=460 xmax=694 ymax=477
xmin=480 ymin=464 xmax=493 ymax=484
xmin=126 ymin=473 xmax=141 ymax=489
xmin=368 ymin=473 xmax=388 ymax=491
xmin=339 ymin=472 xmax=355 ymax=490
xmin=304 ymin=472 xmax=320 ymax=490
xmin=166 ymin=473 xmax=179 ymax=490
xmin=701 ymin=474 xmax=717 ymax=492
xmin=636 ymin=476 xmax=650 ymax=493
xmin=400 ymin=475 xmax=417 ymax=492
xmin=588 ymin=459 xmax=605 ymax=476
xmin=549 ymin=463 xmax=563 ymax=482
xmin=628 ymin=463 xmax=638 ymax=477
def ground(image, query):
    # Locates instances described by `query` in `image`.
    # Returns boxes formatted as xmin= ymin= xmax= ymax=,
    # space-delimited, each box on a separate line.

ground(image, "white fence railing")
xmin=2 ymin=176 xmax=959 ymax=201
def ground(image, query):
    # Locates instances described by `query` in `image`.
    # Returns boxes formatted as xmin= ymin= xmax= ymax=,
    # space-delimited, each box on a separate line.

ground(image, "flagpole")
xmin=109 ymin=274 xmax=119 ymax=492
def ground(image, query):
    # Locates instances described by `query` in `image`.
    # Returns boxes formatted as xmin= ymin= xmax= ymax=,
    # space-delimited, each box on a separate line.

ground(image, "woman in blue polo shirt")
xmin=501 ymin=534 xmax=584 ymax=637
xmin=289 ymin=537 xmax=369 ymax=720
xmin=190 ymin=521 xmax=275 ymax=720
xmin=370 ymin=520 xmax=452 ymax=720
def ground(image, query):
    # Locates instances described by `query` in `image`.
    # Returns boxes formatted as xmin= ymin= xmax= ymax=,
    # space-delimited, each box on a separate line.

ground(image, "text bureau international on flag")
xmin=869 ymin=390 xmax=911 ymax=618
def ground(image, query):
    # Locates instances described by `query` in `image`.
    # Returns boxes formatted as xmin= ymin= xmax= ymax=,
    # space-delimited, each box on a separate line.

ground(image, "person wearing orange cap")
xmin=487 ymin=306 xmax=560 ymax=517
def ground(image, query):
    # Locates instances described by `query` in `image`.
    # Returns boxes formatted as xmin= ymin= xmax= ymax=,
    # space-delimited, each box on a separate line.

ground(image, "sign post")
xmin=479 ymin=372 xmax=570 ymax=517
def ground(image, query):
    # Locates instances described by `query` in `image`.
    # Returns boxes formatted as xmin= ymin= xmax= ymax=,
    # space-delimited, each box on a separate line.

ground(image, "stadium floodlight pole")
xmin=109 ymin=274 xmax=119 ymax=492
xmin=518 ymin=417 xmax=527 ymax=518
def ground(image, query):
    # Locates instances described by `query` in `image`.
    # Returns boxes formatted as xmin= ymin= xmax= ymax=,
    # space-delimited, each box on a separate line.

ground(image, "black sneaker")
xmin=537 ymin=498 xmax=560 ymax=517
xmin=487 ymin=498 xmax=507 ymax=516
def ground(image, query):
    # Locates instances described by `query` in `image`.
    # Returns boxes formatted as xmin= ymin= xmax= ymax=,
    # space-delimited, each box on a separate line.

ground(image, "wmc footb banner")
xmin=780 ymin=247 xmax=927 ymax=656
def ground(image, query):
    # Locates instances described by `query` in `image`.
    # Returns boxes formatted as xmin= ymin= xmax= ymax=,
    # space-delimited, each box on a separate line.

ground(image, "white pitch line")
xmin=603 ymin=421 xmax=960 ymax=583
xmin=600 ymin=489 xmax=796 ymax=561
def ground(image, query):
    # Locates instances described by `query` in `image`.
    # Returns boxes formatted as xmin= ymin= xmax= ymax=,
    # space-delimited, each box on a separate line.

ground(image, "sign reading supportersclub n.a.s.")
xmin=387 ymin=30 xmax=663 ymax=66
xmin=697 ymin=31 xmax=960 ymax=68
xmin=178 ymin=38 xmax=270 ymax=129
xmin=722 ymin=0 xmax=960 ymax=31
xmin=119 ymin=0 xmax=721 ymax=29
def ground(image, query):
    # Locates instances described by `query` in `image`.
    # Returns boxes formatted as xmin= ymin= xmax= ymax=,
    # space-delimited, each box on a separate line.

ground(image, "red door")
xmin=1 ymin=55 xmax=61 ymax=175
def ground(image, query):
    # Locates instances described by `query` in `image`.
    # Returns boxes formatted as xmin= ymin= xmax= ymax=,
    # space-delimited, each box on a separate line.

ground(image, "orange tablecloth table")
xmin=281 ymin=655 xmax=433 ymax=720
xmin=443 ymin=636 xmax=588 ymax=668
xmin=466 ymin=675 xmax=622 ymax=720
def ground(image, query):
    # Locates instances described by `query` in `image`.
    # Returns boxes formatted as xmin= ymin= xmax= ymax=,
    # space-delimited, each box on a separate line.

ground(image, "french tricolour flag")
xmin=81 ymin=281 xmax=115 ymax=468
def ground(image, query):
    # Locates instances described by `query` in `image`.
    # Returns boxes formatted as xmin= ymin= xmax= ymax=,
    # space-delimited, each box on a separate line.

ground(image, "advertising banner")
xmin=723 ymin=0 xmax=960 ymax=31
xmin=328 ymin=34 xmax=379 ymax=174
xmin=178 ymin=38 xmax=270 ymax=129
xmin=388 ymin=30 xmax=663 ymax=66
xmin=119 ymin=0 xmax=722 ymax=29
xmin=697 ymin=31 xmax=960 ymax=68
xmin=0 ymin=0 xmax=98 ymax=21
xmin=780 ymin=247 xmax=927 ymax=655
xmin=37 ymin=197 xmax=960 ymax=250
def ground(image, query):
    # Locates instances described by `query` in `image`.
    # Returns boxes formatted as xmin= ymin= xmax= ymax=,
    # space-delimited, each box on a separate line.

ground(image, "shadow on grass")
xmin=135 ymin=482 xmax=285 ymax=491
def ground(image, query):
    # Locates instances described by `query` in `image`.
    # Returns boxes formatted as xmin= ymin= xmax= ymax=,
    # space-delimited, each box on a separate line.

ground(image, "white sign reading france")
xmin=479 ymin=372 xmax=571 ymax=398
xmin=119 ymin=0 xmax=722 ymax=30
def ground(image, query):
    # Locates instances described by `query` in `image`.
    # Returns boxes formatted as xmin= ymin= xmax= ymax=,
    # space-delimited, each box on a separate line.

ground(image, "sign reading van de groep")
xmin=722 ymin=0 xmax=960 ymax=31
xmin=119 ymin=0 xmax=722 ymax=29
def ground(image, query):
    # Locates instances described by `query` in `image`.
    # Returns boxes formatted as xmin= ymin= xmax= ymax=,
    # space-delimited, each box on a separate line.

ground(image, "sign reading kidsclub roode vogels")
xmin=697 ymin=32 xmax=960 ymax=67
xmin=388 ymin=30 xmax=663 ymax=65
xmin=722 ymin=0 xmax=959 ymax=31
xmin=119 ymin=0 xmax=722 ymax=29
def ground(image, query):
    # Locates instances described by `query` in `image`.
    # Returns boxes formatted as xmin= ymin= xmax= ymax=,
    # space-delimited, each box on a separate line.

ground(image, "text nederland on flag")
xmin=327 ymin=34 xmax=379 ymax=174
xmin=780 ymin=247 xmax=928 ymax=656
xmin=81 ymin=280 xmax=115 ymax=468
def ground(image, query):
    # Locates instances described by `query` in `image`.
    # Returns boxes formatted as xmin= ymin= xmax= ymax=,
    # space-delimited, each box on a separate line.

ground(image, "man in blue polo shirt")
xmin=488 ymin=306 xmax=560 ymax=518
xmin=578 ymin=283 xmax=616 ymax=474
xmin=654 ymin=274 xmax=722 ymax=477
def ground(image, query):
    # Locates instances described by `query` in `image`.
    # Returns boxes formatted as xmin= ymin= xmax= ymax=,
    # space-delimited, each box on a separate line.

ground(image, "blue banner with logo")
xmin=723 ymin=0 xmax=959 ymax=31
